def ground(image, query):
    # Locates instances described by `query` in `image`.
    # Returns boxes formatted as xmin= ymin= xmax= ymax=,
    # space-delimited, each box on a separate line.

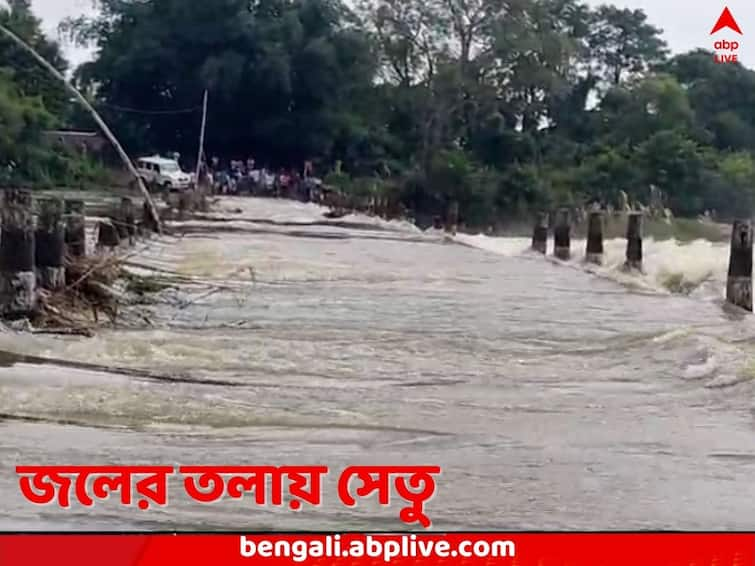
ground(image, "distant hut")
xmin=44 ymin=130 xmax=107 ymax=156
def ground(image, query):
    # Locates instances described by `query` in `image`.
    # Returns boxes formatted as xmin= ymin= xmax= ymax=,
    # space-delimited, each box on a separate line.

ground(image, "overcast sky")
xmin=22 ymin=0 xmax=755 ymax=68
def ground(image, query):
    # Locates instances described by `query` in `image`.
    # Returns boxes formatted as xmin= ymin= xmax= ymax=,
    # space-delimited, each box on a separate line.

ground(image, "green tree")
xmin=0 ymin=69 xmax=55 ymax=184
xmin=707 ymin=152 xmax=755 ymax=217
xmin=588 ymin=6 xmax=667 ymax=86
xmin=595 ymin=74 xmax=693 ymax=147
xmin=69 ymin=0 xmax=377 ymax=166
xmin=666 ymin=50 xmax=755 ymax=151
xmin=635 ymin=129 xmax=708 ymax=215
xmin=491 ymin=0 xmax=593 ymax=133
xmin=0 ymin=0 xmax=69 ymax=120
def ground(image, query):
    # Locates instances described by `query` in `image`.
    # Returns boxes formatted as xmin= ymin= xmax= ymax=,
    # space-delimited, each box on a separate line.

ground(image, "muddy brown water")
xmin=0 ymin=197 xmax=754 ymax=530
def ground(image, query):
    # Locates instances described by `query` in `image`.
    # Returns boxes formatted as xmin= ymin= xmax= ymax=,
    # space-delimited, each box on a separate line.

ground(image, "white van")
xmin=136 ymin=156 xmax=193 ymax=191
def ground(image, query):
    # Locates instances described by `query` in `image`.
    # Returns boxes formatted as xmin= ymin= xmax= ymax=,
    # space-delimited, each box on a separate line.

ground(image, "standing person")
xmin=292 ymin=171 xmax=304 ymax=202
xmin=209 ymin=157 xmax=220 ymax=194
xmin=249 ymin=167 xmax=261 ymax=195
xmin=278 ymin=168 xmax=291 ymax=199
xmin=272 ymin=169 xmax=281 ymax=198
xmin=214 ymin=170 xmax=223 ymax=195
xmin=203 ymin=166 xmax=213 ymax=191
xmin=197 ymin=160 xmax=207 ymax=191
xmin=266 ymin=168 xmax=276 ymax=196
xmin=260 ymin=167 xmax=270 ymax=195
xmin=229 ymin=162 xmax=241 ymax=194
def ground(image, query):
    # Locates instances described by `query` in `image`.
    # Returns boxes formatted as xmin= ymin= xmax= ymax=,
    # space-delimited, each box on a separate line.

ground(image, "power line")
xmin=98 ymin=102 xmax=202 ymax=115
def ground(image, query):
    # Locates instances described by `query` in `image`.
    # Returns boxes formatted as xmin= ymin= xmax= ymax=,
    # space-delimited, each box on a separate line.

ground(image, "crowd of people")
xmin=186 ymin=154 xmax=411 ymax=222
xmin=200 ymin=157 xmax=324 ymax=203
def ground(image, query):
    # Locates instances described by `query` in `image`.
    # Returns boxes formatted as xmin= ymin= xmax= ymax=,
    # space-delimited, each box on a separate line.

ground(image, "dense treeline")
xmin=3 ymin=0 xmax=755 ymax=227
xmin=0 ymin=0 xmax=108 ymax=188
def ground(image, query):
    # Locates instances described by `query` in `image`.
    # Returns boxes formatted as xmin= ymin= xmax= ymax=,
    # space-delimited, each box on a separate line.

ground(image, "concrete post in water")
xmin=585 ymin=211 xmax=604 ymax=265
xmin=178 ymin=191 xmax=193 ymax=221
xmin=120 ymin=197 xmax=136 ymax=245
xmin=726 ymin=220 xmax=753 ymax=312
xmin=35 ymin=197 xmax=66 ymax=291
xmin=531 ymin=212 xmax=548 ymax=254
xmin=97 ymin=220 xmax=120 ymax=249
xmin=446 ymin=201 xmax=459 ymax=235
xmin=142 ymin=200 xmax=158 ymax=233
xmin=0 ymin=189 xmax=36 ymax=316
xmin=111 ymin=202 xmax=128 ymax=242
xmin=625 ymin=212 xmax=643 ymax=271
xmin=64 ymin=199 xmax=86 ymax=258
xmin=553 ymin=208 xmax=571 ymax=260
xmin=378 ymin=197 xmax=388 ymax=219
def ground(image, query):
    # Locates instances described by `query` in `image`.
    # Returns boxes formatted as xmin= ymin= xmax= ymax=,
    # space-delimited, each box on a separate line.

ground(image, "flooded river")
xmin=1 ymin=197 xmax=755 ymax=530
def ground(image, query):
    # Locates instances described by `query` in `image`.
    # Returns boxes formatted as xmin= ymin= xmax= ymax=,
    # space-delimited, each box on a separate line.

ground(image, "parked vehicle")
xmin=135 ymin=155 xmax=193 ymax=191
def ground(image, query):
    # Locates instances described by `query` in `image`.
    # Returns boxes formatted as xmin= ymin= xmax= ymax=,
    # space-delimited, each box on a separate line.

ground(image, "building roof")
xmin=45 ymin=130 xmax=102 ymax=138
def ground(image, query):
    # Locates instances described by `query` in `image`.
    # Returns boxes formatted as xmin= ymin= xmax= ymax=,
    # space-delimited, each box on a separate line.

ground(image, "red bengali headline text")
xmin=15 ymin=465 xmax=441 ymax=528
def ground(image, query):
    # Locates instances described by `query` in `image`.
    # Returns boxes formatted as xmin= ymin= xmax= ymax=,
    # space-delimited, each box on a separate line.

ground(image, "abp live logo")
xmin=711 ymin=6 xmax=742 ymax=63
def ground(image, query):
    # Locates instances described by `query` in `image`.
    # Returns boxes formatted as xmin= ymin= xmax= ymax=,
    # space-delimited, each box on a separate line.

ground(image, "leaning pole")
xmin=0 ymin=24 xmax=162 ymax=234
xmin=194 ymin=90 xmax=208 ymax=186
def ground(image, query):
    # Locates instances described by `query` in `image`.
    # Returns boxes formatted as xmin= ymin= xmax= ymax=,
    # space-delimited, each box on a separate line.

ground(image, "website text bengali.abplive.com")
xmin=240 ymin=535 xmax=516 ymax=563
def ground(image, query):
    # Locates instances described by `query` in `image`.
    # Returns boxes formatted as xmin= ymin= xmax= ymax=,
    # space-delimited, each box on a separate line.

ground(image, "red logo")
xmin=711 ymin=7 xmax=742 ymax=35
xmin=712 ymin=7 xmax=742 ymax=63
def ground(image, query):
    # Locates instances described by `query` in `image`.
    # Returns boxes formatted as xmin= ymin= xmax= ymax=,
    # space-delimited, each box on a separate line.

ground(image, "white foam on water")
xmin=454 ymin=233 xmax=532 ymax=257
xmin=683 ymin=356 xmax=719 ymax=380
xmin=602 ymin=237 xmax=728 ymax=297
xmin=652 ymin=328 xmax=695 ymax=345
xmin=454 ymin=232 xmax=731 ymax=298
xmin=339 ymin=212 xmax=424 ymax=234
xmin=212 ymin=196 xmax=329 ymax=223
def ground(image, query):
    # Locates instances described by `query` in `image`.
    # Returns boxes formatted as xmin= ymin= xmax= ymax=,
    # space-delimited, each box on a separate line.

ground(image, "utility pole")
xmin=194 ymin=89 xmax=209 ymax=194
